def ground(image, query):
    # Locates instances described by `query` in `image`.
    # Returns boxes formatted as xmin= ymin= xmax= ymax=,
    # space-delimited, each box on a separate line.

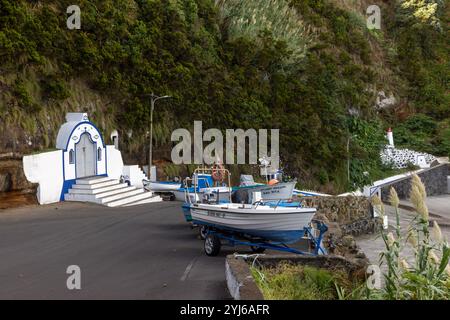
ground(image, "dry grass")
xmin=215 ymin=0 xmax=316 ymax=66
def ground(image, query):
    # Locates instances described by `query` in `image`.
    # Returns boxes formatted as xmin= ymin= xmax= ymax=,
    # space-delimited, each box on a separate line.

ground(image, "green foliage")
xmin=163 ymin=163 xmax=181 ymax=178
xmin=40 ymin=76 xmax=70 ymax=101
xmin=251 ymin=263 xmax=358 ymax=300
xmin=347 ymin=117 xmax=385 ymax=189
xmin=399 ymin=0 xmax=444 ymax=30
xmin=0 ymin=0 xmax=448 ymax=194
xmin=395 ymin=114 xmax=444 ymax=154
xmin=391 ymin=0 xmax=449 ymax=119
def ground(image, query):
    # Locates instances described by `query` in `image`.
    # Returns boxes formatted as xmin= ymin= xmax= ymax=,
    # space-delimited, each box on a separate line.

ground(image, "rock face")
xmin=375 ymin=91 xmax=397 ymax=110
xmin=0 ymin=154 xmax=37 ymax=207
xmin=0 ymin=171 xmax=12 ymax=192
xmin=0 ymin=159 xmax=35 ymax=192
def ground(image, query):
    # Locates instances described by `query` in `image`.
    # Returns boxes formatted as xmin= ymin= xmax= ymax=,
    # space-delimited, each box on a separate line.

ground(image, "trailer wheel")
xmin=199 ymin=226 xmax=208 ymax=240
xmin=204 ymin=234 xmax=221 ymax=256
xmin=250 ymin=246 xmax=266 ymax=253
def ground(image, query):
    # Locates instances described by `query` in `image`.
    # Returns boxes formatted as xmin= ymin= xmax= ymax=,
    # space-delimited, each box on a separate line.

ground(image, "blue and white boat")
xmin=189 ymin=202 xmax=316 ymax=243
xmin=173 ymin=173 xmax=231 ymax=202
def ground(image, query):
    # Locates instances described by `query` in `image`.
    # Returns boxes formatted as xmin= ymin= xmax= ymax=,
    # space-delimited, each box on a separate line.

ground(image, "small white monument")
xmin=386 ymin=127 xmax=394 ymax=147
xmin=23 ymin=113 xmax=160 ymax=206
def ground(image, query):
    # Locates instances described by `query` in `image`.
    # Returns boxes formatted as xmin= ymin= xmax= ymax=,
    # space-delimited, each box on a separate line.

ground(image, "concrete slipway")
xmin=0 ymin=201 xmax=231 ymax=299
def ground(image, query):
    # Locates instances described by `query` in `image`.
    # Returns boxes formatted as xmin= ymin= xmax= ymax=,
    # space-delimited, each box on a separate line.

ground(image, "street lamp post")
xmin=148 ymin=93 xmax=171 ymax=180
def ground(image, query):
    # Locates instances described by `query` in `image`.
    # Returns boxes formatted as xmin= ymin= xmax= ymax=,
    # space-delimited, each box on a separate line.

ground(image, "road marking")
xmin=180 ymin=257 xmax=197 ymax=281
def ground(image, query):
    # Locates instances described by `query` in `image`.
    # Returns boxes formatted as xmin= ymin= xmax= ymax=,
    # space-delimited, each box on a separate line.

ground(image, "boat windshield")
xmin=240 ymin=175 xmax=256 ymax=186
xmin=195 ymin=174 xmax=213 ymax=189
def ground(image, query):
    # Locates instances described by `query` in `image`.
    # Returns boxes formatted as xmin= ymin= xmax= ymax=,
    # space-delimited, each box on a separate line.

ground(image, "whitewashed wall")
xmin=123 ymin=165 xmax=147 ymax=188
xmin=23 ymin=150 xmax=64 ymax=205
xmin=106 ymin=145 xmax=124 ymax=179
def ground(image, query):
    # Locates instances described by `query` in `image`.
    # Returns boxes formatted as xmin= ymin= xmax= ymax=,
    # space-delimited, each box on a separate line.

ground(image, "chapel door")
xmin=75 ymin=133 xmax=96 ymax=178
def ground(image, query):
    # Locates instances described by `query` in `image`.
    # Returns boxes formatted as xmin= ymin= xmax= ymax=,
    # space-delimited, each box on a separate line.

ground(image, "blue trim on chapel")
xmin=63 ymin=121 xmax=106 ymax=151
xmin=58 ymin=121 xmax=108 ymax=201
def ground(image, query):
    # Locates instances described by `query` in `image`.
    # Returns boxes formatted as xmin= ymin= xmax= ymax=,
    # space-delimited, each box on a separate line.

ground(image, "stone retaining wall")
xmin=299 ymin=195 xmax=381 ymax=259
xmin=300 ymin=196 xmax=380 ymax=236
xmin=379 ymin=163 xmax=449 ymax=201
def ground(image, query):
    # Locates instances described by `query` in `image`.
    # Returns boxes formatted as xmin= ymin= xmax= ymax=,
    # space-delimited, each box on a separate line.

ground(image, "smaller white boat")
xmin=182 ymin=167 xmax=327 ymax=256
xmin=143 ymin=180 xmax=181 ymax=192
xmin=232 ymin=179 xmax=296 ymax=203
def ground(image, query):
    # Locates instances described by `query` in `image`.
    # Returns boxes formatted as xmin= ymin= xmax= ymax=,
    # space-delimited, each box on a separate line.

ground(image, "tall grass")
xmin=215 ymin=0 xmax=315 ymax=67
xmin=251 ymin=174 xmax=450 ymax=300
xmin=370 ymin=174 xmax=450 ymax=299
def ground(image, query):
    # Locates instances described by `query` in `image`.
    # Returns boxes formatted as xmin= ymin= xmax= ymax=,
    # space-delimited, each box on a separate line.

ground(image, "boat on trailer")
xmin=182 ymin=167 xmax=327 ymax=256
xmin=190 ymin=202 xmax=317 ymax=243
xmin=143 ymin=180 xmax=182 ymax=192
xmin=190 ymin=201 xmax=327 ymax=256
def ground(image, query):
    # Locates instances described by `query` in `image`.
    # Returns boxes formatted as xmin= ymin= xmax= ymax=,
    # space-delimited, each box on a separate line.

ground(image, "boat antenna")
xmin=259 ymin=156 xmax=271 ymax=184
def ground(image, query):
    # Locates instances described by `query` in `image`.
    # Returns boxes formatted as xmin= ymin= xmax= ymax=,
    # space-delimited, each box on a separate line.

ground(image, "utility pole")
xmin=147 ymin=93 xmax=171 ymax=180
xmin=347 ymin=134 xmax=357 ymax=187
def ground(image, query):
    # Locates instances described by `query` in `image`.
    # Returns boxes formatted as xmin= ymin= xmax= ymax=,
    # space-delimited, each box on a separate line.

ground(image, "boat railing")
xmin=184 ymin=175 xmax=219 ymax=204
xmin=252 ymin=198 xmax=303 ymax=209
xmin=192 ymin=166 xmax=232 ymax=203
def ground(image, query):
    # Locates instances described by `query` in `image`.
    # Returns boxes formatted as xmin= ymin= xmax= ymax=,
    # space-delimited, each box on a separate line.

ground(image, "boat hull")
xmin=182 ymin=203 xmax=192 ymax=222
xmin=144 ymin=181 xmax=181 ymax=192
xmin=234 ymin=181 xmax=296 ymax=201
xmin=190 ymin=203 xmax=316 ymax=243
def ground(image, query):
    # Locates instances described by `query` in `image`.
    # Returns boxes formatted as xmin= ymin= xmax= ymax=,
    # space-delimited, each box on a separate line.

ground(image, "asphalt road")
xmin=0 ymin=201 xmax=232 ymax=299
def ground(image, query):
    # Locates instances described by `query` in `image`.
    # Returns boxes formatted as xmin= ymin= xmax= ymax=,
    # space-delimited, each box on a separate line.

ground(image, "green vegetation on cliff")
xmin=0 ymin=0 xmax=448 ymax=192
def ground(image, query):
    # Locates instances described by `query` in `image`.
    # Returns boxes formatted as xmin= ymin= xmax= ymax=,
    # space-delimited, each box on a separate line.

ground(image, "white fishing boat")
xmin=143 ymin=180 xmax=181 ymax=192
xmin=190 ymin=202 xmax=316 ymax=243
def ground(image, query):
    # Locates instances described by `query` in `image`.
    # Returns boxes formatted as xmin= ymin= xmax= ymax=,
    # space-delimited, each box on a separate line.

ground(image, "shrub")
xmin=251 ymin=263 xmax=357 ymax=300
xmin=40 ymin=77 xmax=70 ymax=101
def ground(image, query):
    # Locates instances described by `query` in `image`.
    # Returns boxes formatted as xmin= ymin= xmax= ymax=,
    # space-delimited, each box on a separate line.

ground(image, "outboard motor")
xmin=202 ymin=192 xmax=217 ymax=204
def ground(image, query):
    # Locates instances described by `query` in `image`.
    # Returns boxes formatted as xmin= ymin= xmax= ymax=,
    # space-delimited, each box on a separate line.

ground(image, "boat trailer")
xmin=202 ymin=220 xmax=328 ymax=257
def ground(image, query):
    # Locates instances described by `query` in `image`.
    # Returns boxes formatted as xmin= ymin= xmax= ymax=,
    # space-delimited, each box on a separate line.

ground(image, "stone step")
xmin=65 ymin=187 xmax=141 ymax=203
xmin=72 ymin=179 xmax=119 ymax=190
xmin=106 ymin=191 xmax=159 ymax=207
xmin=68 ymin=185 xmax=136 ymax=198
xmin=100 ymin=189 xmax=144 ymax=204
xmin=123 ymin=195 xmax=163 ymax=206
xmin=76 ymin=176 xmax=112 ymax=185
xmin=69 ymin=183 xmax=129 ymax=195
xmin=94 ymin=186 xmax=137 ymax=198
